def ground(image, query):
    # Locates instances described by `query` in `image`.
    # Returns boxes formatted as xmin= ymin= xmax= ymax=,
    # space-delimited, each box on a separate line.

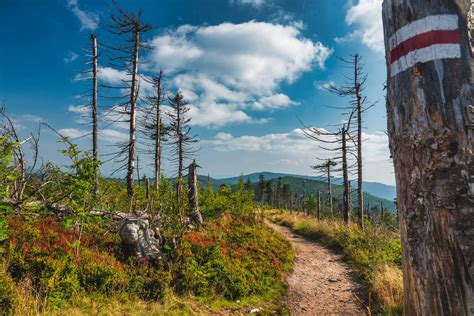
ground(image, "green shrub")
xmin=0 ymin=268 xmax=17 ymax=315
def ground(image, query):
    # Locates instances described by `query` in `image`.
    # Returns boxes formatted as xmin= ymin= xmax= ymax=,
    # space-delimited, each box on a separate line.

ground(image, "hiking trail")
xmin=267 ymin=221 xmax=367 ymax=315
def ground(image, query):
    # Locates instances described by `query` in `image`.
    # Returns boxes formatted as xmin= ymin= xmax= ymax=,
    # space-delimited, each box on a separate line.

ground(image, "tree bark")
xmin=342 ymin=126 xmax=350 ymax=224
xmin=327 ymin=162 xmax=334 ymax=217
xmin=154 ymin=70 xmax=163 ymax=191
xmin=317 ymin=190 xmax=321 ymax=220
xmin=188 ymin=160 xmax=203 ymax=225
xmin=126 ymin=25 xmax=140 ymax=199
xmin=355 ymin=54 xmax=364 ymax=229
xmin=91 ymin=34 xmax=99 ymax=198
xmin=382 ymin=1 xmax=474 ymax=314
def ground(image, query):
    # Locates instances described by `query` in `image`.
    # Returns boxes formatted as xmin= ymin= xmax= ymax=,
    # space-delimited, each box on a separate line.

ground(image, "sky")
xmin=0 ymin=0 xmax=395 ymax=185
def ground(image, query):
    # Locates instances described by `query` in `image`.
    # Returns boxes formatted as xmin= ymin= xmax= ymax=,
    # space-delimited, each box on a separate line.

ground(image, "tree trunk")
xmin=91 ymin=34 xmax=99 ymax=198
xmin=126 ymin=25 xmax=140 ymax=199
xmin=154 ymin=70 xmax=163 ymax=191
xmin=188 ymin=160 xmax=203 ymax=225
xmin=327 ymin=163 xmax=333 ymax=217
xmin=355 ymin=54 xmax=364 ymax=229
xmin=317 ymin=190 xmax=321 ymax=220
xmin=342 ymin=126 xmax=350 ymax=224
xmin=382 ymin=1 xmax=474 ymax=314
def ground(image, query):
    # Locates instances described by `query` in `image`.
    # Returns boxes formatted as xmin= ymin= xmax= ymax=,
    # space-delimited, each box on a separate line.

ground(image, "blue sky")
xmin=0 ymin=0 xmax=395 ymax=185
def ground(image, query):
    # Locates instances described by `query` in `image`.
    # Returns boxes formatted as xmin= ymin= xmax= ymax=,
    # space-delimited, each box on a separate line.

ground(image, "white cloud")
xmin=314 ymin=80 xmax=336 ymax=91
xmin=148 ymin=21 xmax=332 ymax=126
xmin=68 ymin=105 xmax=88 ymax=114
xmin=229 ymin=0 xmax=266 ymax=7
xmin=67 ymin=0 xmax=99 ymax=31
xmin=202 ymin=128 xmax=394 ymax=184
xmin=250 ymin=94 xmax=299 ymax=110
xmin=336 ymin=0 xmax=384 ymax=53
xmin=57 ymin=128 xmax=128 ymax=142
xmin=64 ymin=50 xmax=79 ymax=63
xmin=58 ymin=128 xmax=88 ymax=139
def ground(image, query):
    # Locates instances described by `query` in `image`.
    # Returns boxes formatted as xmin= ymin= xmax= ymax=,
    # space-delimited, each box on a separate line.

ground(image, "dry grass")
xmin=372 ymin=264 xmax=404 ymax=312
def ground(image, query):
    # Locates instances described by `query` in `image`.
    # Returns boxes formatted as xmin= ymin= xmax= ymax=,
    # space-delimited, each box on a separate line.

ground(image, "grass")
xmin=267 ymin=209 xmax=403 ymax=315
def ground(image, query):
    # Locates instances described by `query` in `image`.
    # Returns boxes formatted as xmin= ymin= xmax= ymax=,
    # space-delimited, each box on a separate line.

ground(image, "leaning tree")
xmin=382 ymin=0 xmax=473 ymax=314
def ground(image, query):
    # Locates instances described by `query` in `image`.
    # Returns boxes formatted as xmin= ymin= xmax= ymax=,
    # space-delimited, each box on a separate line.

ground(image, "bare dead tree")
xmin=142 ymin=70 xmax=168 ymax=191
xmin=301 ymin=108 xmax=357 ymax=223
xmin=0 ymin=107 xmax=41 ymax=204
xmin=107 ymin=0 xmax=151 ymax=199
xmin=311 ymin=159 xmax=337 ymax=217
xmin=327 ymin=55 xmax=373 ymax=229
xmin=91 ymin=34 xmax=99 ymax=197
xmin=167 ymin=91 xmax=198 ymax=217
xmin=316 ymin=189 xmax=321 ymax=220
xmin=383 ymin=1 xmax=474 ymax=313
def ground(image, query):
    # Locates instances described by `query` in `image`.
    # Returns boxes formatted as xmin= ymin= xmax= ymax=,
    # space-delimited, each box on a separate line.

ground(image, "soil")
xmin=266 ymin=221 xmax=368 ymax=315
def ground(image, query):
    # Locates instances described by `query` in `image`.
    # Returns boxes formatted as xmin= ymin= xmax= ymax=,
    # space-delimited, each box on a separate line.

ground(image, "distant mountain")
xmin=197 ymin=172 xmax=396 ymax=211
xmin=201 ymin=171 xmax=397 ymax=201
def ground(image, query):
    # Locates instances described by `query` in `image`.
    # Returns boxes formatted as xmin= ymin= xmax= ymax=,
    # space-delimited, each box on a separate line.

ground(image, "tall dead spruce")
xmin=108 ymin=1 xmax=151 ymax=198
xmin=382 ymin=0 xmax=474 ymax=314
xmin=328 ymin=55 xmax=371 ymax=229
xmin=167 ymin=92 xmax=198 ymax=218
xmin=303 ymin=108 xmax=356 ymax=223
xmin=91 ymin=34 xmax=99 ymax=197
xmin=143 ymin=70 xmax=167 ymax=192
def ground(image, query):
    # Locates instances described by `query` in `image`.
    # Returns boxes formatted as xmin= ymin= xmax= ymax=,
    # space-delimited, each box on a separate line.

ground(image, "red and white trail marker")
xmin=388 ymin=14 xmax=461 ymax=77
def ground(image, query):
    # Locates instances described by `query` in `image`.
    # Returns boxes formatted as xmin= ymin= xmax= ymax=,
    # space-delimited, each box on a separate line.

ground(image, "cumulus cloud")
xmin=148 ymin=21 xmax=332 ymax=126
xmin=229 ymin=0 xmax=266 ymax=7
xmin=336 ymin=0 xmax=384 ymax=53
xmin=57 ymin=128 xmax=128 ymax=142
xmin=67 ymin=0 xmax=99 ymax=31
xmin=202 ymin=128 xmax=394 ymax=184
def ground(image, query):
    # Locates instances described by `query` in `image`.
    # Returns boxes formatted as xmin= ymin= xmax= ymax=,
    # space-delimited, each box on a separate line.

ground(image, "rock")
xmin=250 ymin=308 xmax=261 ymax=314
xmin=119 ymin=217 xmax=164 ymax=260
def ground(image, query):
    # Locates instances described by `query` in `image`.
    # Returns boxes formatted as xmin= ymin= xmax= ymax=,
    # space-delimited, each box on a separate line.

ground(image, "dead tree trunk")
xmin=91 ymin=34 xmax=99 ymax=198
xmin=188 ymin=160 xmax=203 ymax=225
xmin=342 ymin=125 xmax=350 ymax=224
xmin=354 ymin=54 xmax=364 ymax=230
xmin=126 ymin=25 xmax=140 ymax=199
xmin=154 ymin=70 xmax=164 ymax=191
xmin=316 ymin=190 xmax=321 ymax=220
xmin=382 ymin=1 xmax=474 ymax=314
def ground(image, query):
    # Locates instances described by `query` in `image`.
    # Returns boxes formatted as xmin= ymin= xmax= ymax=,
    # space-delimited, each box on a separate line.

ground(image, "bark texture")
xmin=187 ymin=160 xmax=203 ymax=225
xmin=126 ymin=25 xmax=140 ymax=198
xmin=382 ymin=1 xmax=474 ymax=314
xmin=91 ymin=34 xmax=99 ymax=198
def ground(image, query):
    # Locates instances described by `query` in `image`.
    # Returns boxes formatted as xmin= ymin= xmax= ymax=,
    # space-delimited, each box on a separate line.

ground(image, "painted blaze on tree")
xmin=382 ymin=0 xmax=473 ymax=315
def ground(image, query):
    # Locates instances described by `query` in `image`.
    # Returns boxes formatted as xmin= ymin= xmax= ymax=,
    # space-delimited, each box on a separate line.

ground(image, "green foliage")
xmin=175 ymin=213 xmax=293 ymax=301
xmin=0 ymin=136 xmax=18 ymax=199
xmin=0 ymin=268 xmax=17 ymax=315
xmin=59 ymin=140 xmax=100 ymax=211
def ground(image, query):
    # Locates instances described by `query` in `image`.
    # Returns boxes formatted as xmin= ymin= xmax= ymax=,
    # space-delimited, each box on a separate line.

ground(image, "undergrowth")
xmin=267 ymin=209 xmax=403 ymax=315
xmin=0 ymin=212 xmax=294 ymax=315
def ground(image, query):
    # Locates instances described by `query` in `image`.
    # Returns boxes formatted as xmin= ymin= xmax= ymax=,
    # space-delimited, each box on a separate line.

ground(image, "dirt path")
xmin=267 ymin=221 xmax=367 ymax=315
